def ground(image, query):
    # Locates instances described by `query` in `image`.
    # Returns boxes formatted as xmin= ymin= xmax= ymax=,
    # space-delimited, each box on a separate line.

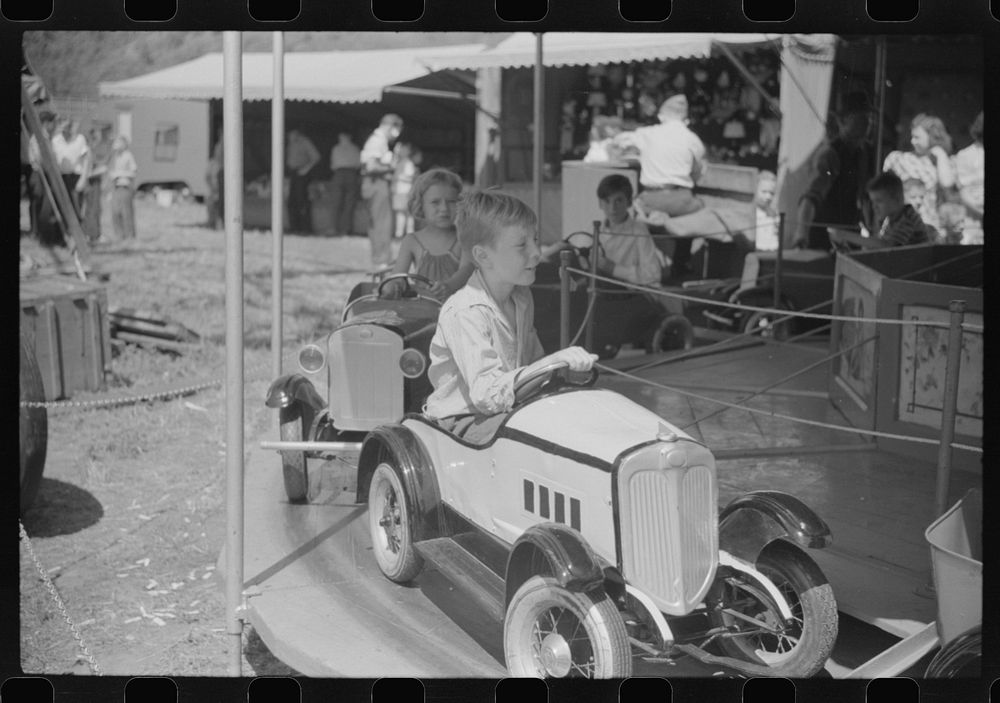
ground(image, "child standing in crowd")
xmin=392 ymin=142 xmax=419 ymax=238
xmin=385 ymin=168 xmax=473 ymax=301
xmin=423 ymin=190 xmax=597 ymax=444
xmin=108 ymin=136 xmax=138 ymax=240
xmin=829 ymin=171 xmax=930 ymax=250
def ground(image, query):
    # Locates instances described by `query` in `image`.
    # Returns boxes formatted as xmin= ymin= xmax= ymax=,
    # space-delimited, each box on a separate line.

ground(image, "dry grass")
xmin=19 ymin=194 xmax=387 ymax=676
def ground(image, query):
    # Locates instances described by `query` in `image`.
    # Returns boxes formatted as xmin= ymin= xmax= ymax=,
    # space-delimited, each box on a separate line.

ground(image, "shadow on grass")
xmin=21 ymin=478 xmax=104 ymax=537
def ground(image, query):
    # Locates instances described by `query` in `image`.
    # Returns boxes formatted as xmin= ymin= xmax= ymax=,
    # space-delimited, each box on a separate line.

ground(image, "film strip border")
xmin=0 ymin=0 xmax=998 ymax=28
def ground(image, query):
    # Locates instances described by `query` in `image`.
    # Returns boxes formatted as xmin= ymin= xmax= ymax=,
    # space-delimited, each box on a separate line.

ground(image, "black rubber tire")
xmin=504 ymin=575 xmax=633 ymax=678
xmin=711 ymin=541 xmax=838 ymax=677
xmin=279 ymin=404 xmax=317 ymax=503
xmin=368 ymin=463 xmax=423 ymax=583
xmin=647 ymin=314 xmax=695 ymax=352
xmin=19 ymin=333 xmax=47 ymax=513
xmin=925 ymin=627 xmax=981 ymax=678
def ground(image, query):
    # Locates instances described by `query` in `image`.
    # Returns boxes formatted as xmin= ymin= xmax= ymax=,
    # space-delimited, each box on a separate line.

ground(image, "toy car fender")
xmin=718 ymin=490 xmax=831 ymax=564
xmin=357 ymin=423 xmax=444 ymax=544
xmin=265 ymin=373 xmax=325 ymax=413
xmin=504 ymin=522 xmax=606 ymax=606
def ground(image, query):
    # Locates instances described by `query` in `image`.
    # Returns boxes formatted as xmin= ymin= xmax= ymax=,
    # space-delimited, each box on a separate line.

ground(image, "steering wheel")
xmin=377 ymin=272 xmax=436 ymax=299
xmin=563 ymin=231 xmax=607 ymax=264
xmin=513 ymin=361 xmax=599 ymax=406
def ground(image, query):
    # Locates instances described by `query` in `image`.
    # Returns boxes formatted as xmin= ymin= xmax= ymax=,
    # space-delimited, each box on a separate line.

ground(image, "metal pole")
xmin=585 ymin=219 xmax=600 ymax=352
xmin=533 ymin=33 xmax=544 ymax=217
xmin=223 ymin=31 xmax=245 ymax=678
xmin=933 ymin=300 xmax=967 ymax=518
xmin=271 ymin=32 xmax=285 ymax=380
xmin=559 ymin=249 xmax=571 ymax=348
xmin=773 ymin=212 xmax=785 ymax=310
xmin=874 ymin=38 xmax=888 ymax=177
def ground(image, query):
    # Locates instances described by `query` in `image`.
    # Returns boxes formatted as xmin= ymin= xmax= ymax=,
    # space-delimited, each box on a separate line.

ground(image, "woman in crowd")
xmin=882 ymin=113 xmax=954 ymax=237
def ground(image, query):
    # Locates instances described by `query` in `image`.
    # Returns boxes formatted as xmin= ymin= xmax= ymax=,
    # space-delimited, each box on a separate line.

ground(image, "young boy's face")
xmin=478 ymin=224 xmax=540 ymax=287
xmin=599 ymin=192 xmax=631 ymax=225
xmin=754 ymin=179 xmax=776 ymax=210
xmin=869 ymin=188 xmax=904 ymax=224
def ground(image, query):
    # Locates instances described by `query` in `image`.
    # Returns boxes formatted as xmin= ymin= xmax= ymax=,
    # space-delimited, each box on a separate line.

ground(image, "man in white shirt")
xmin=50 ymin=117 xmax=90 ymax=216
xmin=614 ymin=93 xmax=707 ymax=277
xmin=361 ymin=114 xmax=403 ymax=267
xmin=329 ymin=131 xmax=361 ymax=236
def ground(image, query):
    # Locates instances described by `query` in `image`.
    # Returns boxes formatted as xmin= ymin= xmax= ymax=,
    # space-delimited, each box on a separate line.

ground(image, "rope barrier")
xmin=20 ymin=520 xmax=103 ymax=675
xmin=566 ymin=267 xmax=983 ymax=331
xmin=597 ymin=363 xmax=982 ymax=454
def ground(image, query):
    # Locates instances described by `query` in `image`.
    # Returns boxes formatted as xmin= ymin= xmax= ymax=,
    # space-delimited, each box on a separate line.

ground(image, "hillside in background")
xmin=23 ymin=31 xmax=506 ymax=99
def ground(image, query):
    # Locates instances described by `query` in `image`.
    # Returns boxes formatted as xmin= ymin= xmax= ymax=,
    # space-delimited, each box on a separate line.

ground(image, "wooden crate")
xmin=20 ymin=276 xmax=111 ymax=401
xmin=828 ymin=245 xmax=982 ymax=472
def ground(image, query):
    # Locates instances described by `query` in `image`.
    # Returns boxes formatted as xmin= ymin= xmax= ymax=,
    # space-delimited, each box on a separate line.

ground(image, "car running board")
xmin=415 ymin=537 xmax=505 ymax=623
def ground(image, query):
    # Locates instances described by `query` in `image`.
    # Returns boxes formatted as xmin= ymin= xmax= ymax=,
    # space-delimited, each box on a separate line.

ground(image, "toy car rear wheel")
xmin=504 ymin=575 xmax=632 ymax=678
xmin=710 ymin=541 xmax=837 ymax=677
xmin=279 ymin=405 xmax=319 ymax=503
xmin=368 ymin=463 xmax=423 ymax=583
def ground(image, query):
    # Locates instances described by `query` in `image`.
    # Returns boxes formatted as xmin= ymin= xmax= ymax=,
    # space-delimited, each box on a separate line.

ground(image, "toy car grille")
xmin=327 ymin=324 xmax=404 ymax=431
xmin=617 ymin=445 xmax=718 ymax=617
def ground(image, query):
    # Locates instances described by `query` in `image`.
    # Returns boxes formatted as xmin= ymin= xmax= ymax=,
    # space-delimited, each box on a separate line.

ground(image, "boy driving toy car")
xmin=828 ymin=170 xmax=931 ymax=250
xmin=424 ymin=190 xmax=598 ymax=444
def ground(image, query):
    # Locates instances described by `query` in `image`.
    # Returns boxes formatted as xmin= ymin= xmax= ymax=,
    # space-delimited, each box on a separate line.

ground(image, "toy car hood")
xmin=507 ymin=388 xmax=703 ymax=465
xmin=342 ymin=302 xmax=439 ymax=339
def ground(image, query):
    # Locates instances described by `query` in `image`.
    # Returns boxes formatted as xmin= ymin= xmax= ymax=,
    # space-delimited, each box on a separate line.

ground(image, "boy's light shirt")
xmin=599 ymin=214 xmax=662 ymax=286
xmin=424 ymin=269 xmax=546 ymax=419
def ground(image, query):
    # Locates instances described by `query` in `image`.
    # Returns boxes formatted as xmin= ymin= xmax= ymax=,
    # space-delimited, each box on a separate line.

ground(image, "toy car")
xmin=355 ymin=365 xmax=839 ymax=678
xmin=532 ymin=231 xmax=694 ymax=358
xmin=265 ymin=272 xmax=441 ymax=502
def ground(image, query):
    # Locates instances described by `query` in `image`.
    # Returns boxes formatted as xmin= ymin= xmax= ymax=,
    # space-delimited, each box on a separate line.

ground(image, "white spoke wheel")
xmin=504 ymin=576 xmax=632 ymax=679
xmin=712 ymin=542 xmax=838 ymax=677
xmin=368 ymin=463 xmax=422 ymax=583
xmin=279 ymin=405 xmax=320 ymax=503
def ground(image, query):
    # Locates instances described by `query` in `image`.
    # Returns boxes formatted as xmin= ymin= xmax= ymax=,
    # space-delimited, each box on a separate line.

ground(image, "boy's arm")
xmin=441 ymin=306 xmax=522 ymax=414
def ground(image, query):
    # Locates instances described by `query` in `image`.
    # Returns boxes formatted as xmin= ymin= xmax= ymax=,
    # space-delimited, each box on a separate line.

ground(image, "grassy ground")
xmin=19 ymin=195 xmax=387 ymax=676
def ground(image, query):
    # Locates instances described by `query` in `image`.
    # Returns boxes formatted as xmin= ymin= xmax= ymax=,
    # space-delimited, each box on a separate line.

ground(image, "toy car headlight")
xmin=399 ymin=348 xmax=426 ymax=379
xmin=298 ymin=344 xmax=326 ymax=373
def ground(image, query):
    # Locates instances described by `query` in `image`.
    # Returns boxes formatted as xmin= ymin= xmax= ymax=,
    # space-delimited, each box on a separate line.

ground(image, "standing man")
xmin=26 ymin=109 xmax=58 ymax=240
xmin=51 ymin=117 xmax=90 ymax=219
xmin=794 ymin=92 xmax=873 ymax=250
xmin=286 ymin=128 xmax=321 ymax=234
xmin=361 ymin=113 xmax=403 ymax=267
xmin=83 ymin=126 xmax=110 ymax=244
xmin=613 ymin=92 xmax=707 ymax=278
xmin=329 ymin=131 xmax=362 ymax=236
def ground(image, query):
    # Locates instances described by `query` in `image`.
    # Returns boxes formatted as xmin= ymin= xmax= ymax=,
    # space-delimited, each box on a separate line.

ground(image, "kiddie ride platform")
xmin=233 ymin=341 xmax=980 ymax=678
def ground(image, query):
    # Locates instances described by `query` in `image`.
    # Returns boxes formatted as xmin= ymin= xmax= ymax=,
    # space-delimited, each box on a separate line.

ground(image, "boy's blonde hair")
xmin=456 ymin=189 xmax=538 ymax=254
xmin=407 ymin=168 xmax=464 ymax=220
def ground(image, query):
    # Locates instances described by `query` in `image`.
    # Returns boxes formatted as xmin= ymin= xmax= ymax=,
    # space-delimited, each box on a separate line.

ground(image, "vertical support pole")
xmin=585 ymin=219 xmax=600 ymax=352
xmin=933 ymin=300 xmax=966 ymax=519
xmin=773 ymin=212 xmax=785 ymax=310
xmin=559 ymin=249 xmax=571 ymax=348
xmin=874 ymin=38 xmax=888 ymax=177
xmin=533 ymin=33 xmax=544 ymax=217
xmin=223 ymin=31 xmax=245 ymax=678
xmin=271 ymin=32 xmax=285 ymax=381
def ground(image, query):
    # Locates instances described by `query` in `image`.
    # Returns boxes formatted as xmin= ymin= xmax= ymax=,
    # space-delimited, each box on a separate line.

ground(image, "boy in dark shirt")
xmin=828 ymin=171 xmax=931 ymax=250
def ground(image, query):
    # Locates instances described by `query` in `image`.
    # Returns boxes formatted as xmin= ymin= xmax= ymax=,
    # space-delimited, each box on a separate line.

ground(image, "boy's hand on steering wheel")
xmin=552 ymin=346 xmax=599 ymax=372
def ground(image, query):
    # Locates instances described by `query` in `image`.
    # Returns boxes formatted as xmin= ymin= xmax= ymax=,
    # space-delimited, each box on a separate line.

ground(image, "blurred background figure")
xmin=83 ymin=125 xmax=110 ymax=244
xmin=953 ymin=111 xmax=983 ymax=245
xmin=882 ymin=113 xmax=954 ymax=239
xmin=361 ymin=113 xmax=403 ymax=266
xmin=392 ymin=141 xmax=420 ymax=238
xmin=26 ymin=109 xmax=58 ymax=242
xmin=206 ymin=128 xmax=224 ymax=230
xmin=108 ymin=135 xmax=138 ymax=240
xmin=329 ymin=130 xmax=361 ymax=236
xmin=51 ymin=117 xmax=90 ymax=219
xmin=286 ymin=128 xmax=321 ymax=234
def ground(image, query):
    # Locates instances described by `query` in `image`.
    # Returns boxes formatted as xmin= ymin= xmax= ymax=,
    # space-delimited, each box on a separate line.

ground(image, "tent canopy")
xmin=421 ymin=32 xmax=778 ymax=72
xmin=98 ymin=44 xmax=485 ymax=103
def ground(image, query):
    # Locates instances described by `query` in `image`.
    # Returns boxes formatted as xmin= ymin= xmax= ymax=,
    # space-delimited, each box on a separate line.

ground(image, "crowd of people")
xmin=22 ymin=108 xmax=138 ymax=264
xmin=566 ymin=52 xmax=782 ymax=171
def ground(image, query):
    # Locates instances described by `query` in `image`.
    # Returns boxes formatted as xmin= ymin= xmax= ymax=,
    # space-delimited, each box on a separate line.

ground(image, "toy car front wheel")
xmin=710 ymin=541 xmax=837 ymax=677
xmin=647 ymin=314 xmax=695 ymax=352
xmin=279 ymin=405 xmax=319 ymax=503
xmin=504 ymin=576 xmax=632 ymax=678
xmin=368 ymin=463 xmax=423 ymax=583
